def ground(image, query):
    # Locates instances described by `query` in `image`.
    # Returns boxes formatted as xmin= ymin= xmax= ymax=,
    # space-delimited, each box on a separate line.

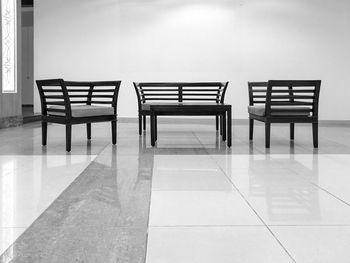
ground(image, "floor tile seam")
xmin=309 ymin=182 xmax=350 ymax=207
xmin=144 ymin=150 xmax=156 ymax=263
xmin=267 ymin=224 xmax=350 ymax=227
xmin=150 ymin=189 xmax=236 ymax=192
xmin=151 ymin=190 xmax=235 ymax=192
xmin=193 ymin=131 xmax=297 ymax=262
xmin=148 ymin=225 xmax=267 ymax=228
xmin=149 ymin=224 xmax=350 ymax=228
xmin=204 ymin=147 xmax=297 ymax=263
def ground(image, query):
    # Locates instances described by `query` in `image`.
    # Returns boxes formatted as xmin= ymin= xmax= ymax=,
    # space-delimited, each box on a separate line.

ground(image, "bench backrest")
xmin=36 ymin=79 xmax=121 ymax=117
xmin=133 ymin=82 xmax=229 ymax=108
xmin=248 ymin=80 xmax=321 ymax=117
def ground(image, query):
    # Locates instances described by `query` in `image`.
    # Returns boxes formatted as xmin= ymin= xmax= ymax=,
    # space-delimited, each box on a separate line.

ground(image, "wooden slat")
xmin=271 ymin=90 xmax=315 ymax=93
xmin=143 ymin=93 xmax=178 ymax=96
xmin=47 ymin=108 xmax=66 ymax=113
xmin=42 ymin=89 xmax=63 ymax=93
xmin=270 ymin=101 xmax=314 ymax=106
xmin=270 ymin=108 xmax=313 ymax=113
xmin=144 ymin=97 xmax=178 ymax=100
xmin=70 ymin=101 xmax=89 ymax=104
xmin=271 ymin=95 xmax=314 ymax=99
xmin=139 ymin=82 xmax=223 ymax=87
xmin=182 ymin=98 xmax=217 ymax=101
xmin=46 ymin=102 xmax=66 ymax=106
xmin=91 ymin=95 xmax=114 ymax=98
xmin=92 ymin=89 xmax=116 ymax=92
xmin=66 ymin=89 xmax=90 ymax=92
xmin=141 ymin=89 xmax=178 ymax=92
xmin=91 ymin=101 xmax=113 ymax=104
xmin=183 ymin=89 xmax=222 ymax=92
xmin=252 ymin=89 xmax=267 ymax=93
xmin=182 ymin=93 xmax=219 ymax=96
xmin=44 ymin=95 xmax=65 ymax=99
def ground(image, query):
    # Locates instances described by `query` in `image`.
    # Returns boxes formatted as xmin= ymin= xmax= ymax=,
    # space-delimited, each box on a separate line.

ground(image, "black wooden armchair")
xmin=248 ymin=80 xmax=321 ymax=148
xmin=36 ymin=79 xmax=121 ymax=152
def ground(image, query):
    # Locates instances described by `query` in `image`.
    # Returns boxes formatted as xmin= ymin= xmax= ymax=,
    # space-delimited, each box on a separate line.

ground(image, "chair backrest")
xmin=133 ymin=82 xmax=229 ymax=108
xmin=248 ymin=80 xmax=321 ymax=117
xmin=36 ymin=79 xmax=121 ymax=117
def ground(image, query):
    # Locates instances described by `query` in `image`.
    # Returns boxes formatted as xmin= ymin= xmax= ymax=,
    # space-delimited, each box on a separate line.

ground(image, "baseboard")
xmin=117 ymin=117 xmax=350 ymax=126
xmin=0 ymin=116 xmax=23 ymax=129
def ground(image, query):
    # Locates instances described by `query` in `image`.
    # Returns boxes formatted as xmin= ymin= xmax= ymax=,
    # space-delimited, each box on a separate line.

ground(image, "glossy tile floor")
xmin=0 ymin=120 xmax=350 ymax=262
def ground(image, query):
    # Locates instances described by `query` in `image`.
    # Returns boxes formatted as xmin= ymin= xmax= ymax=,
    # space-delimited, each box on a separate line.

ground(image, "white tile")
xmin=149 ymin=191 xmax=262 ymax=226
xmin=271 ymin=226 xmax=350 ymax=263
xmin=213 ymin=154 xmax=350 ymax=225
xmin=154 ymin=155 xmax=218 ymax=170
xmin=152 ymin=169 xmax=233 ymax=191
xmin=0 ymin=155 xmax=94 ymax=228
xmin=245 ymin=181 xmax=350 ymax=225
xmin=146 ymin=226 xmax=293 ymax=263
xmin=0 ymin=228 xmax=26 ymax=255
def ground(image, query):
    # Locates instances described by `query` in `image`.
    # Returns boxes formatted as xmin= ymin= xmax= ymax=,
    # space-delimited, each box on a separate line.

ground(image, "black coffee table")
xmin=149 ymin=102 xmax=232 ymax=147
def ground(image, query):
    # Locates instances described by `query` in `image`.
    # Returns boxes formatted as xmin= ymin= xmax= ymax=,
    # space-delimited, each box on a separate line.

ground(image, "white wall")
xmin=34 ymin=0 xmax=350 ymax=120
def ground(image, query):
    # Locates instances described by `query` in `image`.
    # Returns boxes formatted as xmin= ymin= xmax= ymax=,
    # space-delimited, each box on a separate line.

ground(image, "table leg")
xmin=155 ymin=115 xmax=158 ymax=142
xmin=151 ymin=111 xmax=155 ymax=147
xmin=227 ymin=108 xmax=232 ymax=147
xmin=222 ymin=113 xmax=226 ymax=141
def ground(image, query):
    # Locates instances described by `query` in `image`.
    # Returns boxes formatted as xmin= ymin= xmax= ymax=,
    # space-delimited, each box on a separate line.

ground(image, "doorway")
xmin=21 ymin=5 xmax=38 ymax=122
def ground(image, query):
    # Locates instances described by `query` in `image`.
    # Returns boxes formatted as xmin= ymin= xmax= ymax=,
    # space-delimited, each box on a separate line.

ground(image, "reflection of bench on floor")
xmin=134 ymin=82 xmax=232 ymax=147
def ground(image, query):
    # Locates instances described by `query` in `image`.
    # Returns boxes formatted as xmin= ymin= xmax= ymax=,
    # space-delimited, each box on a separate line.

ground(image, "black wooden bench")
xmin=133 ymin=82 xmax=231 ymax=147
xmin=36 ymin=79 xmax=121 ymax=152
xmin=248 ymin=80 xmax=321 ymax=148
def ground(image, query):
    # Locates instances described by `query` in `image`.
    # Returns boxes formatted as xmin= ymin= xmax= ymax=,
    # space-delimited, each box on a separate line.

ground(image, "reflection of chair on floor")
xmin=248 ymin=155 xmax=320 ymax=221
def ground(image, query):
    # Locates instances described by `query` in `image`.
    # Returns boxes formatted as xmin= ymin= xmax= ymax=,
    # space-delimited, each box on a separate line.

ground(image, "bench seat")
xmin=48 ymin=105 xmax=115 ymax=117
xmin=248 ymin=105 xmax=311 ymax=116
xmin=142 ymin=102 xmax=222 ymax=111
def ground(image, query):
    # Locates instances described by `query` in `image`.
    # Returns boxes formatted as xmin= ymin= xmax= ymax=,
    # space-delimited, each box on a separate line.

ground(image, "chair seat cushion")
xmin=248 ymin=105 xmax=311 ymax=116
xmin=48 ymin=105 xmax=115 ymax=117
xmin=141 ymin=102 xmax=222 ymax=111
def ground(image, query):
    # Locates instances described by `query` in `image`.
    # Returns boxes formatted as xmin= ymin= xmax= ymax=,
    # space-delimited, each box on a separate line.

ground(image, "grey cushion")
xmin=248 ymin=105 xmax=311 ymax=116
xmin=141 ymin=102 xmax=220 ymax=111
xmin=48 ymin=105 xmax=115 ymax=117
xmin=141 ymin=102 xmax=178 ymax=111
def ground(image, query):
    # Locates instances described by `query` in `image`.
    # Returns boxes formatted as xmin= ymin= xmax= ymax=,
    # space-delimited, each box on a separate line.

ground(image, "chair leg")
xmin=265 ymin=123 xmax=271 ymax=148
xmin=87 ymin=123 xmax=91 ymax=140
xmin=290 ymin=123 xmax=295 ymax=140
xmin=143 ymin=115 xmax=146 ymax=131
xmin=220 ymin=116 xmax=223 ymax=136
xmin=66 ymin=124 xmax=72 ymax=152
xmin=222 ymin=114 xmax=227 ymax=141
xmin=312 ymin=122 xmax=318 ymax=148
xmin=216 ymin=116 xmax=219 ymax=131
xmin=138 ymin=114 xmax=142 ymax=135
xmin=42 ymin=121 xmax=47 ymax=146
xmin=249 ymin=118 xmax=254 ymax=140
xmin=112 ymin=120 xmax=117 ymax=145
xmin=227 ymin=109 xmax=232 ymax=147
xmin=155 ymin=115 xmax=158 ymax=141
